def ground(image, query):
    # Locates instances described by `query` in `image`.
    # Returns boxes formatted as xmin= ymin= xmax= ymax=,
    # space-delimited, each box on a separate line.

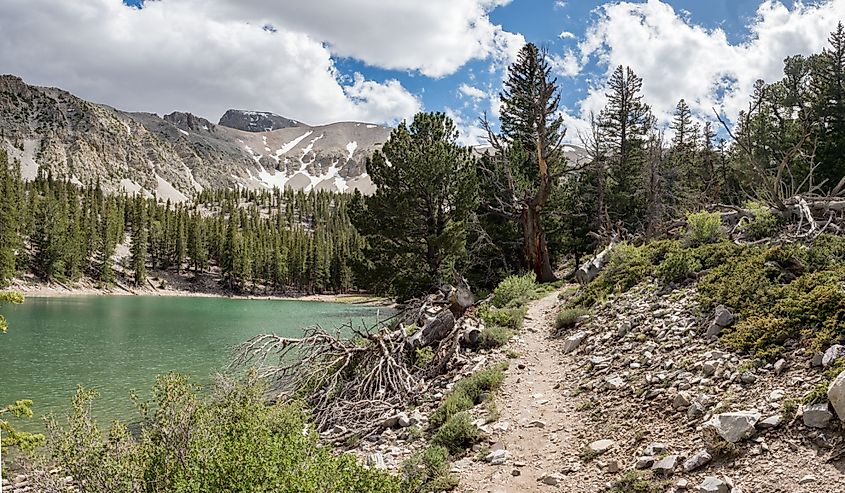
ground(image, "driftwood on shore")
xmin=230 ymin=279 xmax=482 ymax=439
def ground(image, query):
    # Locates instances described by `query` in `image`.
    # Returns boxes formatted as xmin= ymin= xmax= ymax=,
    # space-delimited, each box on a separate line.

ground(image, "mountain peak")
xmin=218 ymin=109 xmax=303 ymax=133
xmin=163 ymin=112 xmax=216 ymax=133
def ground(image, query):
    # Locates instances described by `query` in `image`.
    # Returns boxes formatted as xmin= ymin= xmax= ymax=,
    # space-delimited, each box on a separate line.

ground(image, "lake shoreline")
xmin=3 ymin=273 xmax=394 ymax=306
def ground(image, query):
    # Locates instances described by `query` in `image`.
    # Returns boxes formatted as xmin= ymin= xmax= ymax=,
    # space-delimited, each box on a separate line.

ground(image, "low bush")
xmin=45 ymin=374 xmax=404 ymax=493
xmin=555 ymin=307 xmax=588 ymax=331
xmin=491 ymin=273 xmax=536 ymax=308
xmin=479 ymin=305 xmax=526 ymax=330
xmin=685 ymin=210 xmax=724 ymax=247
xmin=429 ymin=364 xmax=507 ymax=428
xmin=431 ymin=412 xmax=479 ymax=454
xmin=609 ymin=471 xmax=666 ymax=493
xmin=739 ymin=201 xmax=779 ymax=240
xmin=655 ymin=248 xmax=702 ymax=283
xmin=476 ymin=325 xmax=513 ymax=350
xmin=402 ymin=445 xmax=458 ymax=492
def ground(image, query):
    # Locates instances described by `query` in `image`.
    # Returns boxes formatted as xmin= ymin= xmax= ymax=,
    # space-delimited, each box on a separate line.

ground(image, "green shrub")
xmin=491 ymin=273 xmax=536 ymax=308
xmin=477 ymin=325 xmax=513 ymax=350
xmin=655 ymin=248 xmax=702 ymax=283
xmin=570 ymin=243 xmax=654 ymax=307
xmin=685 ymin=211 xmax=724 ymax=247
xmin=430 ymin=364 xmax=507 ymax=428
xmin=690 ymin=241 xmax=741 ymax=270
xmin=555 ymin=307 xmax=588 ymax=331
xmin=432 ymin=412 xmax=479 ymax=454
xmin=415 ymin=346 xmax=435 ymax=367
xmin=609 ymin=471 xmax=666 ymax=493
xmin=479 ymin=305 xmax=526 ymax=330
xmin=402 ymin=445 xmax=458 ymax=492
xmin=45 ymin=374 xmax=404 ymax=493
xmin=739 ymin=201 xmax=779 ymax=240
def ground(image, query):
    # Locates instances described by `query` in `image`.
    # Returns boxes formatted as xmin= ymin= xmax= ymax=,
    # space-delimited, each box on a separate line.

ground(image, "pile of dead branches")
xmin=230 ymin=281 xmax=480 ymax=439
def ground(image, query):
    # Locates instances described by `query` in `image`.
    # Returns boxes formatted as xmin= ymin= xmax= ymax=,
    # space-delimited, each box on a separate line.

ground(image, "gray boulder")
xmin=828 ymin=370 xmax=845 ymax=421
xmin=563 ymin=332 xmax=587 ymax=353
xmin=802 ymin=403 xmax=833 ymax=428
xmin=698 ymin=476 xmax=729 ymax=493
xmin=652 ymin=455 xmax=679 ymax=476
xmin=823 ymin=345 xmax=845 ymax=367
xmin=683 ymin=450 xmax=712 ymax=472
xmin=706 ymin=412 xmax=760 ymax=443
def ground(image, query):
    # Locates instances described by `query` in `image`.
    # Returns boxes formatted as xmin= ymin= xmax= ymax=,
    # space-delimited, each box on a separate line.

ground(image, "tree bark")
xmin=522 ymin=205 xmax=556 ymax=283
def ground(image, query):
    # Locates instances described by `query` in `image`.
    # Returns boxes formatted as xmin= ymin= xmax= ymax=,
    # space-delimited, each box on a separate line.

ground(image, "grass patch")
xmin=608 ymin=471 xmax=666 ymax=493
xmin=479 ymin=305 xmax=526 ymax=330
xmin=402 ymin=445 xmax=458 ymax=493
xmin=491 ymin=272 xmax=536 ymax=308
xmin=555 ymin=307 xmax=588 ymax=331
xmin=477 ymin=325 xmax=514 ymax=350
xmin=429 ymin=364 xmax=508 ymax=429
xmin=431 ymin=412 xmax=479 ymax=454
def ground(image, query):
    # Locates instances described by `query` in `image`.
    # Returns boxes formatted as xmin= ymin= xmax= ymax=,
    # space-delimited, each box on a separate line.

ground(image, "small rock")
xmin=486 ymin=449 xmax=511 ymax=465
xmin=811 ymin=352 xmax=824 ymax=367
xmin=773 ymin=358 xmax=787 ymax=374
xmin=768 ymin=389 xmax=785 ymax=402
xmin=714 ymin=305 xmax=734 ymax=327
xmin=701 ymin=362 xmax=716 ymax=377
xmin=588 ymin=439 xmax=615 ymax=454
xmin=527 ymin=420 xmax=547 ymax=429
xmin=397 ymin=412 xmax=411 ymax=428
xmin=635 ymin=456 xmax=655 ymax=469
xmin=539 ymin=472 xmax=565 ymax=486
xmin=823 ymin=345 xmax=845 ymax=367
xmin=757 ymin=415 xmax=782 ymax=429
xmin=673 ymin=392 xmax=691 ymax=410
xmin=683 ymin=450 xmax=712 ymax=472
xmin=563 ymin=332 xmax=588 ymax=353
xmin=644 ymin=442 xmax=668 ymax=455
xmin=705 ymin=322 xmax=723 ymax=338
xmin=698 ymin=476 xmax=729 ymax=493
xmin=676 ymin=478 xmax=690 ymax=490
xmin=827 ymin=369 xmax=845 ymax=421
xmin=652 ymin=454 xmax=679 ymax=476
xmin=706 ymin=412 xmax=760 ymax=443
xmin=739 ymin=371 xmax=757 ymax=384
xmin=605 ymin=375 xmax=626 ymax=390
xmin=802 ymin=403 xmax=833 ymax=429
xmin=605 ymin=460 xmax=620 ymax=473
xmin=798 ymin=475 xmax=816 ymax=485
xmin=511 ymin=469 xmax=521 ymax=477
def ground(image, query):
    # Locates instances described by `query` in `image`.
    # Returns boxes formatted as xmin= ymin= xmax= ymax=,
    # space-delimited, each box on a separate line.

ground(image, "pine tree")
xmin=600 ymin=65 xmax=654 ymax=233
xmin=353 ymin=112 xmax=478 ymax=299
xmin=0 ymin=150 xmax=20 ymax=286
xmin=130 ymin=198 xmax=148 ymax=286
xmin=479 ymin=43 xmax=567 ymax=283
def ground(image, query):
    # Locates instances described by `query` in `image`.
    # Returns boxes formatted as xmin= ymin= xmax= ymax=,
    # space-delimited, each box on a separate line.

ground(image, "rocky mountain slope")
xmin=0 ymin=75 xmax=390 ymax=200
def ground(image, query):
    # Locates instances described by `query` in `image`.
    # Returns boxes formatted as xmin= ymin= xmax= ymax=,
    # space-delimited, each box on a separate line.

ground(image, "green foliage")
xmin=476 ymin=325 xmax=514 ymax=350
xmin=414 ymin=346 xmax=435 ymax=368
xmin=431 ymin=412 xmax=479 ymax=455
xmin=45 ymin=374 xmax=404 ymax=493
xmin=739 ymin=201 xmax=779 ymax=240
xmin=0 ymin=290 xmax=24 ymax=333
xmin=685 ymin=211 xmax=724 ymax=247
xmin=479 ymin=306 xmax=526 ymax=331
xmin=555 ymin=307 xmax=588 ymax=331
xmin=491 ymin=272 xmax=536 ymax=308
xmin=402 ymin=445 xmax=457 ymax=493
xmin=352 ymin=112 xmax=479 ymax=300
xmin=655 ymin=248 xmax=702 ymax=283
xmin=608 ymin=471 xmax=666 ymax=493
xmin=429 ymin=364 xmax=507 ymax=429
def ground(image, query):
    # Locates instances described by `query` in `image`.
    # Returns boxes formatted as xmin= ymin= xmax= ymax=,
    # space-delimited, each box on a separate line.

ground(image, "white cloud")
xmin=559 ymin=31 xmax=576 ymax=40
xmin=445 ymin=107 xmax=488 ymax=147
xmin=459 ymin=83 xmax=488 ymax=100
xmin=571 ymin=0 xmax=845 ymax=127
xmin=0 ymin=0 xmax=525 ymax=125
xmin=554 ymin=1 xmax=568 ymax=9
xmin=548 ymin=51 xmax=582 ymax=77
xmin=211 ymin=0 xmax=525 ymax=78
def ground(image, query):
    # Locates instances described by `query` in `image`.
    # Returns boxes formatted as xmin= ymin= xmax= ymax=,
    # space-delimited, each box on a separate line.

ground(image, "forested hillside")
xmin=0 ymin=157 xmax=363 ymax=294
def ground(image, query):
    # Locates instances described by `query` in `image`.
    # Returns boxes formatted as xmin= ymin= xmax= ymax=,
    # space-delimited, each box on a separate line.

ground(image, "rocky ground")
xmin=353 ymin=281 xmax=845 ymax=492
xmin=449 ymin=283 xmax=845 ymax=492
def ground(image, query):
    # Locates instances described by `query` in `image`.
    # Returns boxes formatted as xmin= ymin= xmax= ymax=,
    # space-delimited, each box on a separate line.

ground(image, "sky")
xmin=1 ymin=0 xmax=843 ymax=144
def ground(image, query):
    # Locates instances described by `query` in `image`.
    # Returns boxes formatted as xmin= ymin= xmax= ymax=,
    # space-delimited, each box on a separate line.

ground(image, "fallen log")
xmin=576 ymin=239 xmax=618 ymax=285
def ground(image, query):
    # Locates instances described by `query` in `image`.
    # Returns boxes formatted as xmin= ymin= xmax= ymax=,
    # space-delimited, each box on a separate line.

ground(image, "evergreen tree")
xmin=0 ymin=150 xmax=20 ymax=286
xmin=479 ymin=43 xmax=567 ymax=283
xmin=353 ymin=112 xmax=478 ymax=299
xmin=130 ymin=198 xmax=148 ymax=287
xmin=600 ymin=65 xmax=654 ymax=233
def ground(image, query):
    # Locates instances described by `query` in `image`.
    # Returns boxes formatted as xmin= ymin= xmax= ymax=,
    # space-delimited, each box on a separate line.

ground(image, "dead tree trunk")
xmin=523 ymin=204 xmax=556 ymax=283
